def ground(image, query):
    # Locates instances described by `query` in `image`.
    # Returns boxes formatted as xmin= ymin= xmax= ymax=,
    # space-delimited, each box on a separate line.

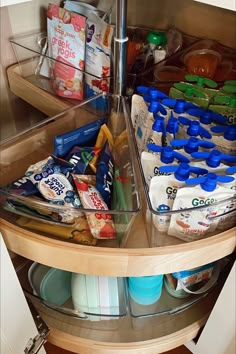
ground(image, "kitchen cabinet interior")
xmin=0 ymin=0 xmax=236 ymax=353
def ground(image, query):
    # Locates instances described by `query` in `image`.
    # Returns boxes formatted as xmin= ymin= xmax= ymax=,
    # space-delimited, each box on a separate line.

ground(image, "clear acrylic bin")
xmin=0 ymin=93 xmax=141 ymax=248
xmin=9 ymin=31 xmax=112 ymax=108
xmin=17 ymin=260 xmax=127 ymax=330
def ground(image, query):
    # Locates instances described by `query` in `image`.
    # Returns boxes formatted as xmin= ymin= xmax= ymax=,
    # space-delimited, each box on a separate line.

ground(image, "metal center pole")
xmin=113 ymin=0 xmax=128 ymax=96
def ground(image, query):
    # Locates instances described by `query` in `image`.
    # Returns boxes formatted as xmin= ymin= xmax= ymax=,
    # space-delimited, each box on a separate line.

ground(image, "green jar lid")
xmin=147 ymin=31 xmax=167 ymax=46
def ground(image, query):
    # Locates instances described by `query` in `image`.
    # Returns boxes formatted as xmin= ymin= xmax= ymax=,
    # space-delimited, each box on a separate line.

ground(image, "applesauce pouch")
xmin=47 ymin=4 xmax=86 ymax=100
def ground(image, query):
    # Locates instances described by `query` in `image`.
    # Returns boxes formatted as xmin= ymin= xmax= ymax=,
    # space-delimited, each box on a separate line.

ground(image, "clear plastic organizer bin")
xmin=0 ymin=93 xmax=141 ymax=248
xmin=130 ymin=38 xmax=236 ymax=96
xmin=10 ymin=31 xmax=112 ymax=107
xmin=17 ymin=260 xmax=127 ymax=330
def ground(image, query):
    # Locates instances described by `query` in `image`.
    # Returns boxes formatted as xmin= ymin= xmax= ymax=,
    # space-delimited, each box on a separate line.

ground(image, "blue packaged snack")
xmin=68 ymin=147 xmax=100 ymax=174
xmin=96 ymin=141 xmax=114 ymax=208
xmin=28 ymin=156 xmax=81 ymax=208
xmin=54 ymin=118 xmax=106 ymax=158
xmin=5 ymin=177 xmax=39 ymax=196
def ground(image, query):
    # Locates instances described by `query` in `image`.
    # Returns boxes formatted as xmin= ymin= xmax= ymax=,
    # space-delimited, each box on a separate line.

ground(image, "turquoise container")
xmin=128 ymin=275 xmax=164 ymax=305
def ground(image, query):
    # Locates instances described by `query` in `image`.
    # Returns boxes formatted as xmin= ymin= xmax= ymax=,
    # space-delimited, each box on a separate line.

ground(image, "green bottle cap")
xmin=147 ymin=31 xmax=167 ymax=46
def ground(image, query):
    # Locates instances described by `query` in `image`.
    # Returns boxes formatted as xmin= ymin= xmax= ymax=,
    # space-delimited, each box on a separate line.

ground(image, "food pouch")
xmin=47 ymin=4 xmax=86 ymax=100
xmin=96 ymin=141 xmax=114 ymax=208
xmin=73 ymin=176 xmax=116 ymax=239
xmin=168 ymin=184 xmax=234 ymax=242
xmin=85 ymin=12 xmax=113 ymax=102
xmin=68 ymin=147 xmax=100 ymax=174
xmin=54 ymin=118 xmax=105 ymax=158
xmin=17 ymin=215 xmax=97 ymax=246
xmin=28 ymin=156 xmax=81 ymax=208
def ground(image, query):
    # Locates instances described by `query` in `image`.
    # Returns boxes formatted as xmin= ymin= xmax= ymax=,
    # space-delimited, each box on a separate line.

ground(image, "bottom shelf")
xmin=14 ymin=256 xmax=232 ymax=354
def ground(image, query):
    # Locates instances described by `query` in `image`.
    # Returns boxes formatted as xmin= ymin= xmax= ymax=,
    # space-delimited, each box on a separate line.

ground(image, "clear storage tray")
xmin=0 ymin=93 xmax=141 ymax=248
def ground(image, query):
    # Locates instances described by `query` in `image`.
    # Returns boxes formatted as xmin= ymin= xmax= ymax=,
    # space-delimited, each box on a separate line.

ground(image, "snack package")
xmin=68 ymin=147 xmax=100 ymax=174
xmin=47 ymin=4 xmax=86 ymax=100
xmin=28 ymin=156 xmax=81 ymax=208
xmin=85 ymin=12 xmax=113 ymax=104
xmin=73 ymin=176 xmax=116 ymax=239
xmin=53 ymin=118 xmax=105 ymax=158
xmin=96 ymin=141 xmax=114 ymax=208
xmin=17 ymin=215 xmax=97 ymax=246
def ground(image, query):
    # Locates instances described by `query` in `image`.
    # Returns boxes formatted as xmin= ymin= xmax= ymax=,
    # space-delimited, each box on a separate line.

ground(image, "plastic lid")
xmin=187 ymin=108 xmax=227 ymax=125
xmin=147 ymin=31 xmax=167 ymax=46
xmin=152 ymin=116 xmax=165 ymax=132
xmin=159 ymin=163 xmax=208 ymax=181
xmin=185 ymin=172 xmax=234 ymax=192
xmin=148 ymin=101 xmax=160 ymax=113
xmin=166 ymin=117 xmax=179 ymax=134
xmin=179 ymin=117 xmax=212 ymax=139
xmin=191 ymin=149 xmax=236 ymax=167
xmin=170 ymin=137 xmax=215 ymax=154
xmin=211 ymin=125 xmax=236 ymax=141
xmin=147 ymin=144 xmax=190 ymax=164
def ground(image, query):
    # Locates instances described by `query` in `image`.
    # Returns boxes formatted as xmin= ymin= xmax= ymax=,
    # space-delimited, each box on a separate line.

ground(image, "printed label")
xmin=38 ymin=173 xmax=73 ymax=201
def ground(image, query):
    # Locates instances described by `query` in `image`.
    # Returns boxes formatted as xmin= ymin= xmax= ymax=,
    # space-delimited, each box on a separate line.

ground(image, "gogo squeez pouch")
xmin=85 ymin=13 xmax=113 ymax=101
xmin=168 ymin=184 xmax=235 ymax=242
xmin=47 ymin=4 xmax=86 ymax=99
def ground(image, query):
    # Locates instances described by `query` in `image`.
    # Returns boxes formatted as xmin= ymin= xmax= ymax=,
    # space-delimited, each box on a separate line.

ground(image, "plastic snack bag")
xmin=47 ymin=4 xmax=86 ymax=100
xmin=85 ymin=12 xmax=113 ymax=105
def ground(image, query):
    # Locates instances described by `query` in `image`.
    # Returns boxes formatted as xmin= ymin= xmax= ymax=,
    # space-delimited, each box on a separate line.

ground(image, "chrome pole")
xmin=113 ymin=0 xmax=128 ymax=96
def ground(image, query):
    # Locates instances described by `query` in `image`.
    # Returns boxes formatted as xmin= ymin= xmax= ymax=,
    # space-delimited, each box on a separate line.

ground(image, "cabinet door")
xmin=194 ymin=0 xmax=236 ymax=11
xmin=0 ymin=235 xmax=47 ymax=354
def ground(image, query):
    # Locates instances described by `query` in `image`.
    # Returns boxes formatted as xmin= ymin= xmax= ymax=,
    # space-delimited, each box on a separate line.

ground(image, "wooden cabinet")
xmin=0 ymin=0 xmax=236 ymax=353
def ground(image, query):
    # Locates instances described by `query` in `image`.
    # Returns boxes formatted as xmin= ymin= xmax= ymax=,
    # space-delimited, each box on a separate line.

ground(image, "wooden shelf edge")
xmin=7 ymin=62 xmax=71 ymax=117
xmin=1 ymin=218 xmax=235 ymax=276
xmin=46 ymin=315 xmax=208 ymax=354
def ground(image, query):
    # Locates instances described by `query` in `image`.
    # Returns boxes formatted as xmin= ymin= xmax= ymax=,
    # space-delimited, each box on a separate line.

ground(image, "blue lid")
xmin=166 ymin=116 xmax=179 ymax=134
xmin=148 ymin=101 xmax=167 ymax=115
xmin=185 ymin=172 xmax=234 ymax=192
xmin=170 ymin=137 xmax=215 ymax=154
xmin=159 ymin=163 xmax=208 ymax=181
xmin=137 ymin=86 xmax=149 ymax=95
xmin=162 ymin=99 xmax=197 ymax=114
xmin=225 ymin=166 xmax=236 ymax=174
xmin=187 ymin=108 xmax=227 ymax=125
xmin=191 ymin=149 xmax=236 ymax=167
xmin=211 ymin=125 xmax=236 ymax=141
xmin=149 ymin=88 xmax=169 ymax=100
xmin=147 ymin=144 xmax=190 ymax=164
xmin=152 ymin=116 xmax=165 ymax=132
xmin=179 ymin=117 xmax=212 ymax=139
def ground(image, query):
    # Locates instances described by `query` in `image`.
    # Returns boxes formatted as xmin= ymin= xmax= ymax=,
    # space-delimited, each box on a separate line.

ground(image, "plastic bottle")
xmin=149 ymin=163 xmax=208 ymax=232
xmin=170 ymin=137 xmax=215 ymax=160
xmin=190 ymin=149 xmax=236 ymax=173
xmin=141 ymin=144 xmax=189 ymax=186
xmin=168 ymin=173 xmax=235 ymax=241
xmin=144 ymin=31 xmax=167 ymax=69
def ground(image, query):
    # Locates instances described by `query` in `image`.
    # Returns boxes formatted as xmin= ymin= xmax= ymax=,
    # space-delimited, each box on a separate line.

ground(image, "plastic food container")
xmin=183 ymin=49 xmax=222 ymax=79
xmin=26 ymin=262 xmax=127 ymax=329
xmin=154 ymin=66 xmax=187 ymax=82
xmin=0 ymin=93 xmax=141 ymax=248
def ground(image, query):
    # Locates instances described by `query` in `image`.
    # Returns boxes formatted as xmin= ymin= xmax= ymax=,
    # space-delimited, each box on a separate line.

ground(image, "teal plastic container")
xmin=128 ymin=275 xmax=164 ymax=305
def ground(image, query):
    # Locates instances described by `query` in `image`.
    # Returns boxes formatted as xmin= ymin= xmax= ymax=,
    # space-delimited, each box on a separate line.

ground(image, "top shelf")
xmin=2 ymin=61 xmax=236 ymax=276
